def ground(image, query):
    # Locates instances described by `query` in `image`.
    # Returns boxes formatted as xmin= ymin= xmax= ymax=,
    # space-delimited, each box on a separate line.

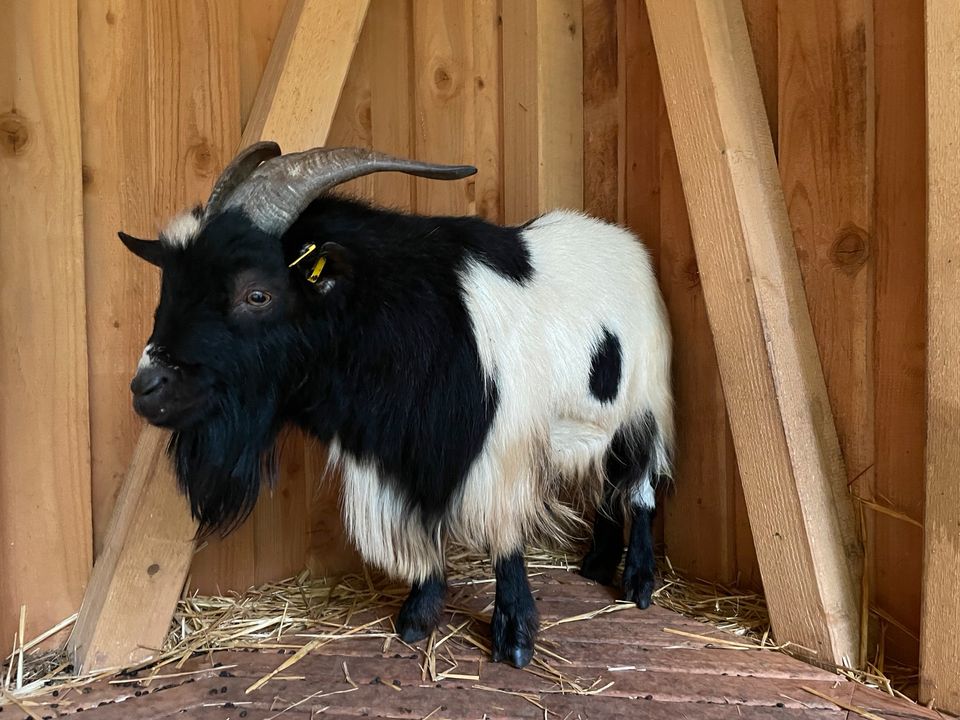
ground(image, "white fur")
xmin=329 ymin=211 xmax=673 ymax=582
xmin=159 ymin=210 xmax=202 ymax=248
xmin=138 ymin=343 xmax=156 ymax=370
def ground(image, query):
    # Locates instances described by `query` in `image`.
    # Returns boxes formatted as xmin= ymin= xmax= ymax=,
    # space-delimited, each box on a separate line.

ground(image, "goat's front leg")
xmin=491 ymin=550 xmax=539 ymax=668
xmin=396 ymin=574 xmax=446 ymax=643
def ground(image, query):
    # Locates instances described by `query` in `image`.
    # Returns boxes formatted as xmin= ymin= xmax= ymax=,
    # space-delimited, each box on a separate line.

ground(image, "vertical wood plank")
xmin=0 ymin=0 xmax=92 ymax=646
xmin=369 ymin=0 xmax=416 ymax=211
xmin=582 ymin=0 xmax=619 ymax=223
xmin=472 ymin=0 xmax=502 ymax=223
xmin=412 ymin=0 xmax=476 ymax=216
xmin=647 ymin=0 xmax=862 ymax=665
xmin=79 ymin=1 xmax=154 ymax=561
xmin=921 ymin=0 xmax=960 ymax=711
xmin=778 ymin=0 xmax=874 ymax=510
xmin=872 ymin=0 xmax=926 ymax=669
xmin=502 ymin=0 xmax=583 ymax=223
xmin=239 ymin=0 xmax=287 ymax=128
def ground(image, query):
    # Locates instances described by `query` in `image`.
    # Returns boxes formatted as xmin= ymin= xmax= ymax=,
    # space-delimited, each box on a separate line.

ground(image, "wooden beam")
xmin=0 ymin=0 xmax=92 ymax=648
xmin=68 ymin=0 xmax=370 ymax=672
xmin=68 ymin=427 xmax=196 ymax=672
xmin=645 ymin=0 xmax=863 ymax=666
xmin=502 ymin=0 xmax=583 ymax=223
xmin=242 ymin=0 xmax=370 ymax=150
xmin=920 ymin=0 xmax=960 ymax=711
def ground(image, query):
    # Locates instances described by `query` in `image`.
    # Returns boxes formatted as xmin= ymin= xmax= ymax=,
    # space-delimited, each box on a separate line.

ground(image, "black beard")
xmin=168 ymin=387 xmax=283 ymax=537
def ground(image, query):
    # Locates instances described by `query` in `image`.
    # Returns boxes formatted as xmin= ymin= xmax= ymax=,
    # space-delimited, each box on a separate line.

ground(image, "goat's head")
xmin=120 ymin=141 xmax=475 ymax=531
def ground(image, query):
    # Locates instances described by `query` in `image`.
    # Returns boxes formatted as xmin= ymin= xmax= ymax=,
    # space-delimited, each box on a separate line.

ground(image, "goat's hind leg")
xmin=491 ymin=550 xmax=539 ymax=668
xmin=623 ymin=502 xmax=656 ymax=609
xmin=396 ymin=573 xmax=446 ymax=643
xmin=578 ymin=489 xmax=624 ymax=586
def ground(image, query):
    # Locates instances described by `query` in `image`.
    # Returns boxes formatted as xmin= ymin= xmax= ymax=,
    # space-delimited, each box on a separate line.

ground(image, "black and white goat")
xmin=121 ymin=142 xmax=673 ymax=668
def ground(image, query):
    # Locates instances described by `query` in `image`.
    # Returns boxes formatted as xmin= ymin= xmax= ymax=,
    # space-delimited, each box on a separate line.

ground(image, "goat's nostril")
xmin=131 ymin=369 xmax=170 ymax=397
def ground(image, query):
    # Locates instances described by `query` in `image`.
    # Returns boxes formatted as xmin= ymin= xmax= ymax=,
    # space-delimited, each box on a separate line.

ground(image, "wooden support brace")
xmin=920 ymin=0 xmax=960 ymax=712
xmin=645 ymin=0 xmax=863 ymax=666
xmin=67 ymin=0 xmax=370 ymax=673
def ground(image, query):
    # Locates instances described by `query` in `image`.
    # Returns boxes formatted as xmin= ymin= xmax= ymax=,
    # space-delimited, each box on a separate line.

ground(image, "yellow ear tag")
xmin=307 ymin=256 xmax=326 ymax=283
xmin=289 ymin=243 xmax=317 ymax=268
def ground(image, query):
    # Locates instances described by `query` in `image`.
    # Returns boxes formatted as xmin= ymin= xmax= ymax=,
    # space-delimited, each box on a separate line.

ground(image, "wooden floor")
xmin=12 ymin=570 xmax=945 ymax=719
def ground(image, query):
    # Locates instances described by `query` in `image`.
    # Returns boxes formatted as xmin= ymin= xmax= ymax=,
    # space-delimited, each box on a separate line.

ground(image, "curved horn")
xmin=222 ymin=147 xmax=477 ymax=235
xmin=203 ymin=141 xmax=282 ymax=221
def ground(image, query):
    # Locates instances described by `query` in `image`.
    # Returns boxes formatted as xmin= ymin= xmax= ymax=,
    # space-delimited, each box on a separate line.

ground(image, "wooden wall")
xmin=0 ymin=0 xmax=928 ymax=677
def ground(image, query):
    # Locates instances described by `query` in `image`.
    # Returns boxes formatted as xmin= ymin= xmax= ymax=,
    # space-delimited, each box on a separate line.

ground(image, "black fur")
xmin=123 ymin=197 xmax=533 ymax=537
xmin=588 ymin=327 xmax=622 ymax=403
xmin=623 ymin=506 xmax=656 ymax=608
xmin=396 ymin=574 xmax=446 ymax=643
xmin=491 ymin=552 xmax=538 ymax=668
xmin=579 ymin=417 xmax=660 ymax=605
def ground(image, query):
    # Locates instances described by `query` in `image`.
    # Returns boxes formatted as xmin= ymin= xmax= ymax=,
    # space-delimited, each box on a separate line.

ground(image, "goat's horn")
xmin=204 ymin=141 xmax=282 ymax=221
xmin=223 ymin=147 xmax=477 ymax=235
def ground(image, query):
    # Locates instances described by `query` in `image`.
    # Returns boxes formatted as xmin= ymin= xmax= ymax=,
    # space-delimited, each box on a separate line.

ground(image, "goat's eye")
xmin=245 ymin=289 xmax=272 ymax=307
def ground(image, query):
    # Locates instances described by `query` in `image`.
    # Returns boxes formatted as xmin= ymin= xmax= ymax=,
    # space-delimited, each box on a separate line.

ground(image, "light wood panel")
xmin=646 ymin=0 xmax=862 ymax=665
xmin=920 ymin=0 xmax=960 ymax=711
xmin=70 ymin=0 xmax=242 ymax=667
xmin=502 ymin=0 xmax=584 ymax=223
xmin=0 ymin=0 xmax=92 ymax=647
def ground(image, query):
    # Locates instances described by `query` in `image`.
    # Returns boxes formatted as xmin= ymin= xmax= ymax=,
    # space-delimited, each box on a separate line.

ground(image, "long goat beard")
xmin=169 ymin=389 xmax=282 ymax=537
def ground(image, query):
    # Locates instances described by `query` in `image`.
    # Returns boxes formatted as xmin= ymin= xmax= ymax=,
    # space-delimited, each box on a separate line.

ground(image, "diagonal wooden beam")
xmin=920 ymin=0 xmax=960 ymax=713
xmin=68 ymin=0 xmax=370 ymax=673
xmin=645 ymin=0 xmax=863 ymax=666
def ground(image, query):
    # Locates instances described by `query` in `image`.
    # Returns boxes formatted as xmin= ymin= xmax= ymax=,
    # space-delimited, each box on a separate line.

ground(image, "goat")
xmin=121 ymin=142 xmax=673 ymax=668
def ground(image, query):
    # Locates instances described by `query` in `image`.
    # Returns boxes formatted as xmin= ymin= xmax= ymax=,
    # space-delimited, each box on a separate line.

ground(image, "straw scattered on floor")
xmin=0 ymin=548 xmax=920 ymax=711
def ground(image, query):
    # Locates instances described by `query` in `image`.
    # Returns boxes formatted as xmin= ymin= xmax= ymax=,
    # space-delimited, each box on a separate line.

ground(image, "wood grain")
xmin=920 ymin=0 xmax=960 ymax=711
xmin=502 ymin=0 xmax=583 ymax=223
xmin=411 ymin=0 xmax=476 ymax=216
xmin=70 ymin=0 xmax=241 ymax=667
xmin=242 ymin=0 xmax=370 ymax=150
xmin=871 ymin=0 xmax=926 ymax=669
xmin=778 ymin=0 xmax=874 ymax=519
xmin=239 ymin=0 xmax=287 ymax=128
xmin=646 ymin=0 xmax=862 ymax=665
xmin=582 ymin=0 xmax=619 ymax=223
xmin=0 ymin=0 xmax=92 ymax=647
xmin=68 ymin=427 xmax=196 ymax=672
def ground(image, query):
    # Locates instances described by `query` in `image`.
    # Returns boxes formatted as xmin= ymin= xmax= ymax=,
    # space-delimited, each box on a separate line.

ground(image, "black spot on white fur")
xmin=589 ymin=327 xmax=622 ymax=403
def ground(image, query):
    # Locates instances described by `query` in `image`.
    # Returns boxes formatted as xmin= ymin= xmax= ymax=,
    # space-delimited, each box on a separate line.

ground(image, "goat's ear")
xmin=119 ymin=231 xmax=165 ymax=268
xmin=319 ymin=242 xmax=354 ymax=279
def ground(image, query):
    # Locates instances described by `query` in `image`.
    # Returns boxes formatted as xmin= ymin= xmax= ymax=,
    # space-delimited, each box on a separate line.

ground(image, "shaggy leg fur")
xmin=396 ymin=574 xmax=446 ymax=643
xmin=623 ymin=506 xmax=656 ymax=608
xmin=491 ymin=551 xmax=538 ymax=668
xmin=579 ymin=493 xmax=625 ymax=586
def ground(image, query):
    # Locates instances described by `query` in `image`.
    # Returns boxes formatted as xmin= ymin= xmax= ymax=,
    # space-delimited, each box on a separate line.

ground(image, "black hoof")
xmin=578 ymin=549 xmax=618 ymax=586
xmin=622 ymin=563 xmax=656 ymax=609
xmin=396 ymin=576 xmax=445 ymax=644
xmin=491 ymin=606 xmax=538 ymax=669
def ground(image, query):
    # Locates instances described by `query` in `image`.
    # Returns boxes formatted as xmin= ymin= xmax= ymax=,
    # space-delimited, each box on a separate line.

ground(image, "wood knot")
xmin=432 ymin=64 xmax=459 ymax=99
xmin=188 ymin=140 xmax=214 ymax=177
xmin=683 ymin=257 xmax=701 ymax=289
xmin=356 ymin=96 xmax=372 ymax=133
xmin=0 ymin=111 xmax=30 ymax=156
xmin=82 ymin=164 xmax=94 ymax=186
xmin=105 ymin=9 xmax=116 ymax=25
xmin=147 ymin=563 xmax=160 ymax=576
xmin=829 ymin=225 xmax=869 ymax=275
